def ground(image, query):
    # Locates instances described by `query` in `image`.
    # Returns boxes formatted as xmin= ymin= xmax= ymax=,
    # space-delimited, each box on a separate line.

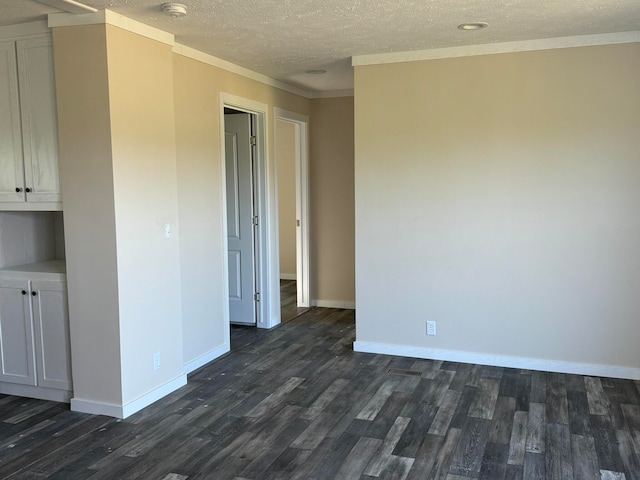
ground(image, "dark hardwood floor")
xmin=230 ymin=280 xmax=310 ymax=351
xmin=280 ymin=280 xmax=310 ymax=324
xmin=1 ymin=307 xmax=639 ymax=479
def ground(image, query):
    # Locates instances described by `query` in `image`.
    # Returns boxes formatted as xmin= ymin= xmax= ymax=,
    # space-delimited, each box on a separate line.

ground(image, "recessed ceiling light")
xmin=162 ymin=2 xmax=187 ymax=17
xmin=305 ymin=69 xmax=327 ymax=75
xmin=458 ymin=22 xmax=488 ymax=31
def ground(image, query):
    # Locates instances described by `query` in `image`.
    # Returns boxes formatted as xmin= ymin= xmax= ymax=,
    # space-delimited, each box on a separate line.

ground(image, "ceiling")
xmin=1 ymin=0 xmax=639 ymax=94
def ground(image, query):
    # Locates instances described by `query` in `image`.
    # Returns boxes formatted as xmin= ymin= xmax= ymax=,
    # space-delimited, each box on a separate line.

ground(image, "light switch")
xmin=165 ymin=223 xmax=171 ymax=239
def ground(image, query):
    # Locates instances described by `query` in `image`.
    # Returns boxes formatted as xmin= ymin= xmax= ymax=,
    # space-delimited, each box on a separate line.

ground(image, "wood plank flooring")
xmin=229 ymin=280 xmax=309 ymax=351
xmin=279 ymin=280 xmax=310 ymax=324
xmin=1 ymin=307 xmax=639 ymax=479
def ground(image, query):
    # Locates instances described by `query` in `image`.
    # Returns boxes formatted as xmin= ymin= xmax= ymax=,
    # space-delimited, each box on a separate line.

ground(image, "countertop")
xmin=0 ymin=260 xmax=66 ymax=281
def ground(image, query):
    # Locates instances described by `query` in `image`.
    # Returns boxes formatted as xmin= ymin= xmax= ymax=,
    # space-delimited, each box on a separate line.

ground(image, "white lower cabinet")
xmin=0 ymin=279 xmax=36 ymax=385
xmin=0 ymin=261 xmax=71 ymax=401
xmin=32 ymin=279 xmax=72 ymax=390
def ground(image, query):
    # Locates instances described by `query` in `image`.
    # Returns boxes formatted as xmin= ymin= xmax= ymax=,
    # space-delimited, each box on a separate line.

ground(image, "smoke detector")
xmin=162 ymin=3 xmax=187 ymax=17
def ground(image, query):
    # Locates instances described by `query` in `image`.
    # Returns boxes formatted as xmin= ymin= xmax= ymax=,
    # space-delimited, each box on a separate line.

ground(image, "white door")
xmin=225 ymin=112 xmax=257 ymax=325
xmin=0 ymin=279 xmax=37 ymax=385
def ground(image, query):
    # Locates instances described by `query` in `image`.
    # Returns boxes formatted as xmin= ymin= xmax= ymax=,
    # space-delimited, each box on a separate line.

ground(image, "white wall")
xmin=354 ymin=43 xmax=640 ymax=378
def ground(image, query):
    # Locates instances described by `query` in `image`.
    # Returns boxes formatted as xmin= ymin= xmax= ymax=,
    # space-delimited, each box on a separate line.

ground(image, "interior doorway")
xmin=274 ymin=109 xmax=310 ymax=310
xmin=220 ymin=96 xmax=311 ymax=343
xmin=220 ymin=93 xmax=278 ymax=332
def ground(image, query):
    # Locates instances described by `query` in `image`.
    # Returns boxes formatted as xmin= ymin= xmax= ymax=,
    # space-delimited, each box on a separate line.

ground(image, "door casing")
xmin=220 ymin=93 xmax=280 ymax=336
xmin=274 ymin=108 xmax=310 ymax=308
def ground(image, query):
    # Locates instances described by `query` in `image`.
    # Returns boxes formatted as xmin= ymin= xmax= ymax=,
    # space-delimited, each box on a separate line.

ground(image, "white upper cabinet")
xmin=0 ymin=42 xmax=25 ymax=204
xmin=0 ymin=36 xmax=61 ymax=210
xmin=17 ymin=37 xmax=61 ymax=204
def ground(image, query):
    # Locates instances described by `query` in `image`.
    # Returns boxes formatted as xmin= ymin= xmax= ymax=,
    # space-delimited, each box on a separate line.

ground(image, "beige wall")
xmin=173 ymin=53 xmax=310 ymax=366
xmin=354 ymin=43 xmax=640 ymax=374
xmin=50 ymin=13 xmax=360 ymax=413
xmin=53 ymin=24 xmax=184 ymax=411
xmin=310 ymin=97 xmax=355 ymax=306
xmin=53 ymin=20 xmax=312 ymax=412
xmin=53 ymin=24 xmax=122 ymax=405
xmin=106 ymin=26 xmax=183 ymax=403
xmin=276 ymin=119 xmax=297 ymax=278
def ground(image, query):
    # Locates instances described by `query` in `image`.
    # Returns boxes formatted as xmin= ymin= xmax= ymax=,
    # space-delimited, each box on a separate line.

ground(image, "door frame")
xmin=274 ymin=108 xmax=310 ymax=308
xmin=220 ymin=93 xmax=280 ymax=330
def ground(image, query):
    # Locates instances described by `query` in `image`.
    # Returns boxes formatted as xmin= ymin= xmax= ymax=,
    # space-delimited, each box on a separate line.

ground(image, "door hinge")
xmin=254 ymin=292 xmax=260 ymax=302
xmin=250 ymin=136 xmax=257 ymax=146
xmin=252 ymin=216 xmax=259 ymax=226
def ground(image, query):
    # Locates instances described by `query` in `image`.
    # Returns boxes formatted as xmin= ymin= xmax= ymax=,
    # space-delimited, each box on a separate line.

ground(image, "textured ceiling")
xmin=2 ymin=0 xmax=639 ymax=93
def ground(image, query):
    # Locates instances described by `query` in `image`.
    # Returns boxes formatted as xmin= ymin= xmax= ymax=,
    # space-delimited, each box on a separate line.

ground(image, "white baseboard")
xmin=353 ymin=341 xmax=640 ymax=381
xmin=280 ymin=273 xmax=297 ymax=280
xmin=257 ymin=315 xmax=281 ymax=330
xmin=312 ymin=299 xmax=356 ymax=309
xmin=0 ymin=382 xmax=72 ymax=403
xmin=71 ymin=374 xmax=188 ymax=418
xmin=71 ymin=398 xmax=123 ymax=418
xmin=184 ymin=343 xmax=230 ymax=375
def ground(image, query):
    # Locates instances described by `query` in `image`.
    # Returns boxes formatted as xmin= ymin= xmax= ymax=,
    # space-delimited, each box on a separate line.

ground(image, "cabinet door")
xmin=0 ymin=280 xmax=37 ymax=385
xmin=0 ymin=41 xmax=26 ymax=203
xmin=31 ymin=280 xmax=72 ymax=390
xmin=16 ymin=37 xmax=61 ymax=204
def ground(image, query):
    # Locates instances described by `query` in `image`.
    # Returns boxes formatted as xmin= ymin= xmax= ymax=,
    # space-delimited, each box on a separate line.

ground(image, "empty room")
xmin=0 ymin=0 xmax=639 ymax=478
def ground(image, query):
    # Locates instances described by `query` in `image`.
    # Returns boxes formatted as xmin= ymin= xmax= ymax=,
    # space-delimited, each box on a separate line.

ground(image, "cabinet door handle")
xmin=16 ymin=187 xmax=23 ymax=193
xmin=25 ymin=187 xmax=32 ymax=193
xmin=31 ymin=291 xmax=37 ymax=297
xmin=22 ymin=290 xmax=27 ymax=295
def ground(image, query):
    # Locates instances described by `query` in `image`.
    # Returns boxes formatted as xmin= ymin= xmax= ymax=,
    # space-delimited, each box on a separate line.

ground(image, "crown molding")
xmin=48 ymin=9 xmax=174 ymax=46
xmin=0 ymin=21 xmax=49 ymax=40
xmin=172 ymin=43 xmax=313 ymax=99
xmin=46 ymin=9 xmax=339 ymax=99
xmin=309 ymin=89 xmax=354 ymax=99
xmin=352 ymin=31 xmax=640 ymax=66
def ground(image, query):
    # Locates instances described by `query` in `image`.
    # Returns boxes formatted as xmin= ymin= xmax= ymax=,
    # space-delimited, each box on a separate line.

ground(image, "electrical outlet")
xmin=153 ymin=352 xmax=161 ymax=371
xmin=426 ymin=321 xmax=437 ymax=336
